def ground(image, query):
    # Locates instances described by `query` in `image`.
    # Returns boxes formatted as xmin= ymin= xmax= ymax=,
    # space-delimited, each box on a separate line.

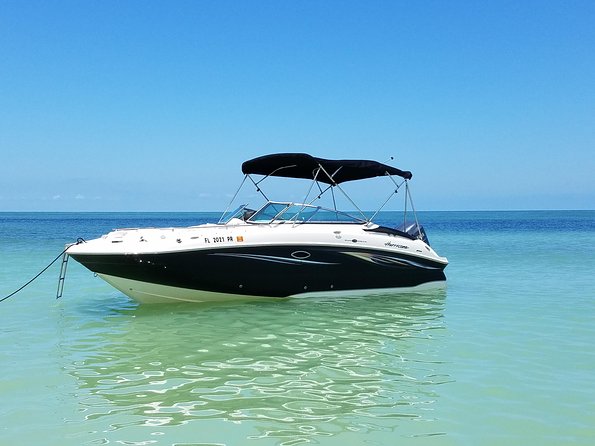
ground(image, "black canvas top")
xmin=241 ymin=153 xmax=412 ymax=184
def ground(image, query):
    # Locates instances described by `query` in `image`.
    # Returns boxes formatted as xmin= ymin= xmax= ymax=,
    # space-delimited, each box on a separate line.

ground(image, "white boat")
xmin=68 ymin=153 xmax=448 ymax=303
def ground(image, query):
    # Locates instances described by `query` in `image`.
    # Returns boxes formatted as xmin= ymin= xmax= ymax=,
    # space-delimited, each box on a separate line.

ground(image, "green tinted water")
xmin=1 ymin=212 xmax=594 ymax=445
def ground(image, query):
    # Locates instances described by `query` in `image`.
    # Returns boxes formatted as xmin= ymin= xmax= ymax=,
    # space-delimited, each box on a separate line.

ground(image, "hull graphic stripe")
xmin=210 ymin=252 xmax=337 ymax=265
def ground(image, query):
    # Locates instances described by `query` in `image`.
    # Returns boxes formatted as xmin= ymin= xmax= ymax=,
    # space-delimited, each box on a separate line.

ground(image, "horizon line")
xmin=1 ymin=208 xmax=594 ymax=213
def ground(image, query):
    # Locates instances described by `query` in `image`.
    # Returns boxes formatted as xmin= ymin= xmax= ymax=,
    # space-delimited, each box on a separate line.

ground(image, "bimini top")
xmin=241 ymin=153 xmax=412 ymax=185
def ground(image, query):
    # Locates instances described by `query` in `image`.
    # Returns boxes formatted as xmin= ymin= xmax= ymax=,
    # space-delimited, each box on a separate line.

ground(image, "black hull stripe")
xmin=210 ymin=252 xmax=338 ymax=265
xmin=70 ymin=245 xmax=446 ymax=298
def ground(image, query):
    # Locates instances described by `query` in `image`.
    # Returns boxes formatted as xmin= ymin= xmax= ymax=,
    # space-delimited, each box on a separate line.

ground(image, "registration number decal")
xmin=204 ymin=236 xmax=242 ymax=243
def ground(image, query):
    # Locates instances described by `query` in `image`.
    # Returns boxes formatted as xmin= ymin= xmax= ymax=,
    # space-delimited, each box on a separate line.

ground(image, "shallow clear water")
xmin=1 ymin=211 xmax=594 ymax=445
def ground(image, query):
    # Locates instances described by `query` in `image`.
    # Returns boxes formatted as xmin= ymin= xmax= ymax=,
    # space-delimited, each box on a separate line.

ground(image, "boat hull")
xmin=98 ymin=273 xmax=446 ymax=303
xmin=70 ymin=244 xmax=447 ymax=303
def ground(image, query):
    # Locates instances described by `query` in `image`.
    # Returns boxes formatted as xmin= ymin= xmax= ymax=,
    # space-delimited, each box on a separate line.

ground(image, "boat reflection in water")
xmin=62 ymin=288 xmax=451 ymax=444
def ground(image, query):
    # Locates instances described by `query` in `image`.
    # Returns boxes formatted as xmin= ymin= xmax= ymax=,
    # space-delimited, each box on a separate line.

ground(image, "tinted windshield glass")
xmin=248 ymin=202 xmax=364 ymax=224
xmin=248 ymin=202 xmax=290 ymax=222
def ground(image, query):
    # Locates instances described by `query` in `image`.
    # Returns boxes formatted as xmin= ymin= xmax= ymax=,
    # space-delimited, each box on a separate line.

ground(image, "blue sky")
xmin=1 ymin=0 xmax=594 ymax=211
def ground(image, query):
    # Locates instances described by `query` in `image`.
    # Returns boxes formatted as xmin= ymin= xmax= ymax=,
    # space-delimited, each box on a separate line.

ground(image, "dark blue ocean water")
xmin=1 ymin=211 xmax=594 ymax=445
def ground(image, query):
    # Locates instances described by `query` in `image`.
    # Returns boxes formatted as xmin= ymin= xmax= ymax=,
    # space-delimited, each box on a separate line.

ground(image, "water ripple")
xmin=60 ymin=291 xmax=449 ymax=444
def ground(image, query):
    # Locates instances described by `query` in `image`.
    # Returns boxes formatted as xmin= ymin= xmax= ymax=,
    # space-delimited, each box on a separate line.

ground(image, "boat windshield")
xmin=248 ymin=201 xmax=366 ymax=224
xmin=219 ymin=204 xmax=251 ymax=223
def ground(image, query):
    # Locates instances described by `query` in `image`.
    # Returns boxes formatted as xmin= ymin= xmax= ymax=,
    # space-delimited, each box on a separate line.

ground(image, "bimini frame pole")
xmin=291 ymin=167 xmax=327 ymax=223
xmin=316 ymin=163 xmax=368 ymax=221
xmin=405 ymin=180 xmax=422 ymax=236
xmin=367 ymin=174 xmax=406 ymax=223
xmin=218 ymin=174 xmax=249 ymax=223
xmin=300 ymin=166 xmax=321 ymax=205
xmin=247 ymin=173 xmax=270 ymax=202
xmin=247 ymin=163 xmax=300 ymax=204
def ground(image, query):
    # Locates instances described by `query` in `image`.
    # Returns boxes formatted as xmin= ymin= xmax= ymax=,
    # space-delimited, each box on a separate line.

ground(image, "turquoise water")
xmin=1 ymin=211 xmax=594 ymax=445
